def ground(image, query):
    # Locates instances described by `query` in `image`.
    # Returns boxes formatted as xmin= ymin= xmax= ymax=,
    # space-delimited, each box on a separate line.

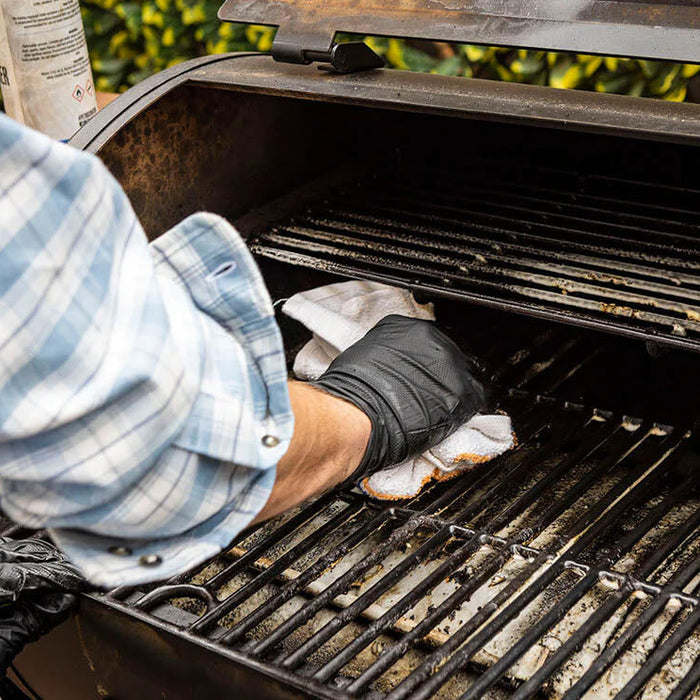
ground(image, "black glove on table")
xmin=0 ymin=537 xmax=87 ymax=674
xmin=312 ymin=315 xmax=488 ymax=478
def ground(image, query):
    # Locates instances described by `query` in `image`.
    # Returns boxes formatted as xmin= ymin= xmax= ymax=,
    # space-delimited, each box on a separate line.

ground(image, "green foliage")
xmin=365 ymin=39 xmax=698 ymax=102
xmin=81 ymin=0 xmax=261 ymax=92
xmin=82 ymin=0 xmax=698 ymax=101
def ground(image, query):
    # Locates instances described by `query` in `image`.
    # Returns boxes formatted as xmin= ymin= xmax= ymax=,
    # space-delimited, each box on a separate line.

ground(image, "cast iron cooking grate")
xmin=248 ymin=154 xmax=700 ymax=353
xmin=92 ymin=320 xmax=700 ymax=700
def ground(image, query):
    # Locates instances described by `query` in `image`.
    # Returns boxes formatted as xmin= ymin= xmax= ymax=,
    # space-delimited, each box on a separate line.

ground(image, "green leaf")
xmin=664 ymin=84 xmax=687 ymax=101
xmin=549 ymin=60 xmax=584 ymax=89
xmin=577 ymin=54 xmax=603 ymax=77
xmin=432 ymin=55 xmax=465 ymax=76
xmin=627 ymin=79 xmax=646 ymax=98
xmin=463 ymin=44 xmax=494 ymax=63
xmin=638 ymin=60 xmax=659 ymax=79
xmin=510 ymin=53 xmax=545 ymax=77
xmin=650 ymin=64 xmax=681 ymax=94
xmin=595 ymin=72 xmax=633 ymax=94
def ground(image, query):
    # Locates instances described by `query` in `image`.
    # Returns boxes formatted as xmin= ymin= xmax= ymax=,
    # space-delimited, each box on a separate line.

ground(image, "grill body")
xmin=12 ymin=55 xmax=700 ymax=699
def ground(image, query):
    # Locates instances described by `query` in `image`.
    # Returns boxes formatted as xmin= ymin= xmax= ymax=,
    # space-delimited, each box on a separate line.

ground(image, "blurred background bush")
xmin=81 ymin=0 xmax=700 ymax=102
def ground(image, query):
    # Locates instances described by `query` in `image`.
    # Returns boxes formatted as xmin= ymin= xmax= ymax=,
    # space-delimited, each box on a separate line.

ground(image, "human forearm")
xmin=0 ymin=114 xmax=300 ymax=587
xmin=253 ymin=381 xmax=371 ymax=522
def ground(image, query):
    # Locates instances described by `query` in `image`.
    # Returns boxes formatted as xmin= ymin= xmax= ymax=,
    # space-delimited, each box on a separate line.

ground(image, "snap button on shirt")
xmin=139 ymin=554 xmax=162 ymax=567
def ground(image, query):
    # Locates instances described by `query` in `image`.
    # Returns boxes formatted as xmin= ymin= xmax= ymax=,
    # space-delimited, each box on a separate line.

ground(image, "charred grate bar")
xmin=95 ymin=385 xmax=699 ymax=698
xmin=248 ymin=156 xmax=700 ymax=351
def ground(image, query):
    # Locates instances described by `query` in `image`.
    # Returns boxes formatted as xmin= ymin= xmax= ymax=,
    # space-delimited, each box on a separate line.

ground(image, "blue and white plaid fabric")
xmin=0 ymin=114 xmax=293 ymax=587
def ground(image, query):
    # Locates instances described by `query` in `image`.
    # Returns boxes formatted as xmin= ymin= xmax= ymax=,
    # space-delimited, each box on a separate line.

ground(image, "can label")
xmin=0 ymin=0 xmax=97 ymax=140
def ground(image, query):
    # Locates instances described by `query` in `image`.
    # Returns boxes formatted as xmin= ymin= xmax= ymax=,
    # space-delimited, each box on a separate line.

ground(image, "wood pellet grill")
xmin=10 ymin=2 xmax=700 ymax=698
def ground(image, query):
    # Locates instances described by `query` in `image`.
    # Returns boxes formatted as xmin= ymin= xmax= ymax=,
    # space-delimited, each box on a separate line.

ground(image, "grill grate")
xmin=248 ymin=155 xmax=700 ymax=351
xmin=5 ymin=247 xmax=699 ymax=696
xmin=92 ymin=319 xmax=700 ymax=699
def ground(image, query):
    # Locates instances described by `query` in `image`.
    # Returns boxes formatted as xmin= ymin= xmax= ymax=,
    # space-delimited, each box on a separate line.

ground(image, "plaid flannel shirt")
xmin=0 ymin=114 xmax=293 ymax=588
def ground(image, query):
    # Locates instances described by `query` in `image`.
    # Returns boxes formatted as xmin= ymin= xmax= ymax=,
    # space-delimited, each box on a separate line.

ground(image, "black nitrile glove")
xmin=0 ymin=537 xmax=87 ymax=673
xmin=312 ymin=315 xmax=488 ymax=478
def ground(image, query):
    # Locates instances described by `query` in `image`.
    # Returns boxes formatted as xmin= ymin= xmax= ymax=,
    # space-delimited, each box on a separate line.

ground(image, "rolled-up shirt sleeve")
xmin=0 ymin=114 xmax=293 ymax=587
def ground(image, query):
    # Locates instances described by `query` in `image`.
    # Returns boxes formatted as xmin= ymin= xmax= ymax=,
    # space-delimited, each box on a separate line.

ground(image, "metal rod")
xmin=309 ymin=528 xmax=490 ymax=683
xmin=134 ymin=584 xmax=218 ymax=613
xmin=453 ymin=473 xmax=696 ymax=700
xmin=218 ymin=511 xmax=408 ymax=646
xmin=411 ymin=156 xmax=700 ymax=216
xmin=315 ymin=417 xmax=637 ymax=688
xmin=535 ymin=346 xmax=603 ymax=395
xmin=432 ymin=408 xmax=592 ymax=523
xmin=384 ymin=182 xmax=700 ymax=250
xmin=277 ymin=526 xmax=453 ymax=670
xmin=452 ymin=418 xmax=619 ymax=530
xmin=402 ymin=168 xmax=700 ymax=233
xmin=273 ymin=224 xmax=700 ymax=317
xmin=488 ymin=329 xmax=557 ymax=383
xmin=613 ymin=605 xmax=700 ymax=700
xmin=513 ymin=339 xmax=579 ymax=389
xmin=414 ymin=400 xmax=577 ymax=517
xmin=251 ymin=246 xmax=700 ymax=352
xmin=667 ymin=654 xmax=700 ymax=700
xmin=188 ymin=501 xmax=369 ymax=635
xmin=364 ymin=192 xmax=700 ymax=258
xmin=319 ymin=197 xmax=695 ymax=269
xmin=319 ymin=203 xmax=697 ymax=279
xmin=255 ymin=235 xmax=699 ymax=340
xmin=205 ymin=492 xmax=355 ymax=591
xmin=389 ymin=172 xmax=700 ymax=243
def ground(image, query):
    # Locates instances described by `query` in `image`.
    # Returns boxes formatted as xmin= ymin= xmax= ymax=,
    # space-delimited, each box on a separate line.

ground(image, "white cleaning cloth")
xmin=283 ymin=280 xmax=435 ymax=381
xmin=360 ymin=413 xmax=515 ymax=500
xmin=282 ymin=281 xmax=515 ymax=500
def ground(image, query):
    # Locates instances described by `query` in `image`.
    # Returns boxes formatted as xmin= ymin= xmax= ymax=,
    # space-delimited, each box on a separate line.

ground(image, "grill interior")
xmin=247 ymin=145 xmax=700 ymax=353
xmin=10 ymin=84 xmax=700 ymax=698
xmin=92 ymin=264 xmax=700 ymax=699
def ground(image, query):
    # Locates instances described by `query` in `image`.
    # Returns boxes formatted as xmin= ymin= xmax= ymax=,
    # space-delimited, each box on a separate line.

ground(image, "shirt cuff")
xmin=49 ymin=466 xmax=276 ymax=588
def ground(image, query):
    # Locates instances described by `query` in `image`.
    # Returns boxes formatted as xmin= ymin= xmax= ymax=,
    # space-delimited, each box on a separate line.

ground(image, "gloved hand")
xmin=312 ymin=315 xmax=488 ymax=478
xmin=0 ymin=537 xmax=87 ymax=673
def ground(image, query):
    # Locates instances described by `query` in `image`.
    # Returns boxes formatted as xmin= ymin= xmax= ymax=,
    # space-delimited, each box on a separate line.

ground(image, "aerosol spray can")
xmin=0 ymin=0 xmax=98 ymax=140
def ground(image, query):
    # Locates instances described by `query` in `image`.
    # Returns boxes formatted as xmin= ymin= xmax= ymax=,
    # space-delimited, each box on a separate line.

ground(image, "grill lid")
xmin=219 ymin=0 xmax=700 ymax=66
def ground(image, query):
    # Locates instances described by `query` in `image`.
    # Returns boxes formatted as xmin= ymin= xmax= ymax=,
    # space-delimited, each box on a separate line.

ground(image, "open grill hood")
xmin=219 ymin=0 xmax=700 ymax=64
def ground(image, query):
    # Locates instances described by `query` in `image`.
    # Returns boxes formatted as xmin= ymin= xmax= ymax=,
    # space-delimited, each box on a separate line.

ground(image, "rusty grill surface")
xmin=83 ymin=315 xmax=700 ymax=700
xmin=218 ymin=0 xmax=700 ymax=64
xmin=249 ymin=155 xmax=700 ymax=353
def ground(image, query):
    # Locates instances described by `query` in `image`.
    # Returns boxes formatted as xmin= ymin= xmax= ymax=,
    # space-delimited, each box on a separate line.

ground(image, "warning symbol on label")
xmin=85 ymin=78 xmax=94 ymax=96
xmin=72 ymin=84 xmax=84 ymax=102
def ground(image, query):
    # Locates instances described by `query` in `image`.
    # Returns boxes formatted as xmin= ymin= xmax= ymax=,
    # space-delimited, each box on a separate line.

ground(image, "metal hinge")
xmin=271 ymin=28 xmax=384 ymax=74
